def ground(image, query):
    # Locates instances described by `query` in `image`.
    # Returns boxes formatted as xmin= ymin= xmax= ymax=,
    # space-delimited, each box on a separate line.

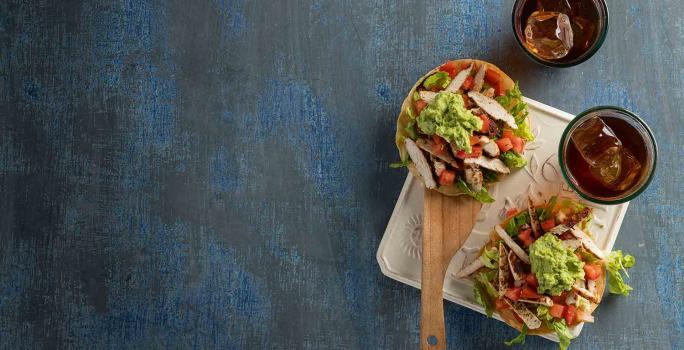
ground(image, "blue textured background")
xmin=0 ymin=1 xmax=682 ymax=349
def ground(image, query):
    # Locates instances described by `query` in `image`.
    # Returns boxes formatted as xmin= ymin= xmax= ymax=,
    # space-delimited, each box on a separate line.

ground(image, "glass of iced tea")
xmin=512 ymin=0 xmax=609 ymax=67
xmin=559 ymin=107 xmax=657 ymax=204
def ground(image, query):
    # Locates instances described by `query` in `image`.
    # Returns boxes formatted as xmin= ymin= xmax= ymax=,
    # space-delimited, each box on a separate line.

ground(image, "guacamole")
xmin=529 ymin=234 xmax=585 ymax=296
xmin=417 ymin=92 xmax=482 ymax=153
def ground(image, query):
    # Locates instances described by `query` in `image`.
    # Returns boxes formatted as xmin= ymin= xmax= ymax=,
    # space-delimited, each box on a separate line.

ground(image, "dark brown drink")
xmin=513 ymin=0 xmax=608 ymax=67
xmin=559 ymin=107 xmax=657 ymax=204
xmin=565 ymin=117 xmax=646 ymax=197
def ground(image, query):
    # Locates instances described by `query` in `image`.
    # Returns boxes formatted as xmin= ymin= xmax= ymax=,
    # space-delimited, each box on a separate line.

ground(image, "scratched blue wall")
xmin=0 ymin=1 xmax=681 ymax=349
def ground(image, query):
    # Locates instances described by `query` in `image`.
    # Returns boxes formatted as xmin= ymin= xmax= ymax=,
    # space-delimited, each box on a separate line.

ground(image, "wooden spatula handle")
xmin=420 ymin=189 xmax=446 ymax=350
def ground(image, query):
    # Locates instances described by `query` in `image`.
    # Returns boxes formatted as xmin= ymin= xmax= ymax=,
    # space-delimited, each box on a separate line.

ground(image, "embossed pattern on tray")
xmin=377 ymin=98 xmax=630 ymax=343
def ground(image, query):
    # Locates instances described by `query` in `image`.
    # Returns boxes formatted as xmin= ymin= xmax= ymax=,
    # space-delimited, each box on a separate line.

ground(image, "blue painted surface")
xmin=0 ymin=1 xmax=682 ymax=349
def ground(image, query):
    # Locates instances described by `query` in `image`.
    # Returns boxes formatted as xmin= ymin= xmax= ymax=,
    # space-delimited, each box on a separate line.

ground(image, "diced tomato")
xmin=478 ymin=115 xmax=490 ymax=133
xmin=431 ymin=135 xmax=447 ymax=155
xmin=540 ymin=218 xmax=556 ymax=232
xmin=495 ymin=138 xmax=513 ymax=152
xmin=511 ymin=136 xmax=524 ymax=154
xmin=496 ymin=81 xmax=506 ymax=96
xmin=502 ymin=129 xmax=515 ymax=139
xmin=413 ymin=99 xmax=428 ymax=115
xmin=484 ymin=69 xmax=501 ymax=85
xmin=456 ymin=146 xmax=483 ymax=159
xmin=505 ymin=287 xmax=522 ymax=301
xmin=469 ymin=145 xmax=482 ymax=158
xmin=470 ymin=135 xmax=480 ymax=145
xmin=521 ymin=286 xmax=541 ymax=299
xmin=506 ymin=208 xmax=518 ymax=218
xmin=583 ymin=264 xmax=602 ymax=280
xmin=525 ymin=274 xmax=538 ymax=288
xmin=438 ymin=169 xmax=456 ymax=186
xmin=495 ymin=298 xmax=510 ymax=310
xmin=550 ymin=304 xmax=565 ymax=319
xmin=462 ymin=75 xmax=474 ymax=90
xmin=564 ymin=305 xmax=577 ymax=325
xmin=551 ymin=292 xmax=569 ymax=304
xmin=438 ymin=60 xmax=459 ymax=78
xmin=519 ymin=228 xmax=534 ymax=246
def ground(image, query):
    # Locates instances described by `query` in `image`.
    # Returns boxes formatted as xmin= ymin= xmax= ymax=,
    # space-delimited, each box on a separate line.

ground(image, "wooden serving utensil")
xmin=420 ymin=189 xmax=482 ymax=350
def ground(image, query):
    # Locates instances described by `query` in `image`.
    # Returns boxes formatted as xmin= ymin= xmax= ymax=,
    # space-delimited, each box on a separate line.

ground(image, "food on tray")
xmin=393 ymin=59 xmax=534 ymax=202
xmin=454 ymin=196 xmax=635 ymax=349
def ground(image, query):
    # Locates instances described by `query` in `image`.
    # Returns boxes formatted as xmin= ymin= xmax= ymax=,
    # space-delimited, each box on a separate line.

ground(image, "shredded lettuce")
xmin=559 ymin=198 xmax=585 ymax=212
xmin=538 ymin=195 xmax=558 ymax=221
xmin=389 ymin=159 xmax=411 ymax=168
xmin=500 ymin=151 xmax=528 ymax=168
xmin=404 ymin=107 xmax=418 ymax=140
xmin=423 ymin=71 xmax=452 ymax=90
xmin=496 ymin=82 xmax=534 ymax=141
xmin=413 ymin=91 xmax=420 ymax=101
xmin=480 ymin=247 xmax=499 ymax=269
xmin=404 ymin=119 xmax=418 ymax=140
xmin=536 ymin=305 xmax=553 ymax=321
xmin=606 ymin=250 xmax=636 ymax=295
xmin=473 ymin=272 xmax=498 ymax=317
xmin=576 ymin=295 xmax=591 ymax=311
xmin=548 ymin=320 xmax=573 ymax=350
xmin=456 ymin=178 xmax=495 ymax=203
xmin=504 ymin=325 xmax=528 ymax=346
xmin=482 ymin=169 xmax=499 ymax=183
xmin=505 ymin=211 xmax=530 ymax=237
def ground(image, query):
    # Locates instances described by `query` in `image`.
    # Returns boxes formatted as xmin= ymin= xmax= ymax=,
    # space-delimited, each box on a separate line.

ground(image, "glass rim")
xmin=558 ymin=106 xmax=658 ymax=205
xmin=511 ymin=0 xmax=609 ymax=68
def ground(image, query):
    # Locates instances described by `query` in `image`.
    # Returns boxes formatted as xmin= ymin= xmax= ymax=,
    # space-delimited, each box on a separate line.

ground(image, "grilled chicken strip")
xmin=404 ymin=138 xmax=436 ymax=189
xmin=467 ymin=91 xmax=518 ymax=129
xmin=416 ymin=138 xmax=460 ymax=168
xmin=464 ymin=163 xmax=484 ymax=192
xmin=444 ymin=63 xmax=474 ymax=93
xmin=464 ymin=156 xmax=510 ymax=174
xmin=505 ymin=300 xmax=542 ymax=330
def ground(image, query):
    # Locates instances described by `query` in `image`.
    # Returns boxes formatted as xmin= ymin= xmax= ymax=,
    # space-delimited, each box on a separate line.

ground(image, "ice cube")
xmin=525 ymin=11 xmax=574 ymax=60
xmin=570 ymin=117 xmax=642 ymax=190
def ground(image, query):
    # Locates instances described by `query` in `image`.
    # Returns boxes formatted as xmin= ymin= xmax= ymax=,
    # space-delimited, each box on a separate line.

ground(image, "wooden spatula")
xmin=420 ymin=189 xmax=482 ymax=350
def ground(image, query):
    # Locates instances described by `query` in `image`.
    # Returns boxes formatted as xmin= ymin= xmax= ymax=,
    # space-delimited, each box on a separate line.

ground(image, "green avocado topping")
xmin=417 ymin=92 xmax=482 ymax=153
xmin=529 ymin=234 xmax=585 ymax=296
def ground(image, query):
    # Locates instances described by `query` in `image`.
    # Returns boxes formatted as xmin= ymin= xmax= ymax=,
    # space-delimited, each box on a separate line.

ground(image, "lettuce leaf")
xmin=505 ymin=211 xmax=530 ymax=237
xmin=536 ymin=305 xmax=553 ymax=321
xmin=404 ymin=107 xmax=418 ymax=140
xmin=548 ymin=320 xmax=573 ymax=350
xmin=496 ymin=82 xmax=534 ymax=141
xmin=482 ymin=168 xmax=499 ymax=183
xmin=473 ymin=272 xmax=498 ymax=317
xmin=538 ymin=195 xmax=558 ymax=221
xmin=480 ymin=247 xmax=499 ymax=269
xmin=389 ymin=159 xmax=411 ymax=168
xmin=456 ymin=178 xmax=495 ymax=203
xmin=606 ymin=250 xmax=636 ymax=295
xmin=500 ymin=151 xmax=528 ymax=168
xmin=423 ymin=71 xmax=452 ymax=90
xmin=504 ymin=325 xmax=528 ymax=346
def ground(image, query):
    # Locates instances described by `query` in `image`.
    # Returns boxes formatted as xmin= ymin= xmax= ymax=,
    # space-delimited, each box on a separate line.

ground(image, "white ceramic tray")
xmin=377 ymin=98 xmax=629 ymax=342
